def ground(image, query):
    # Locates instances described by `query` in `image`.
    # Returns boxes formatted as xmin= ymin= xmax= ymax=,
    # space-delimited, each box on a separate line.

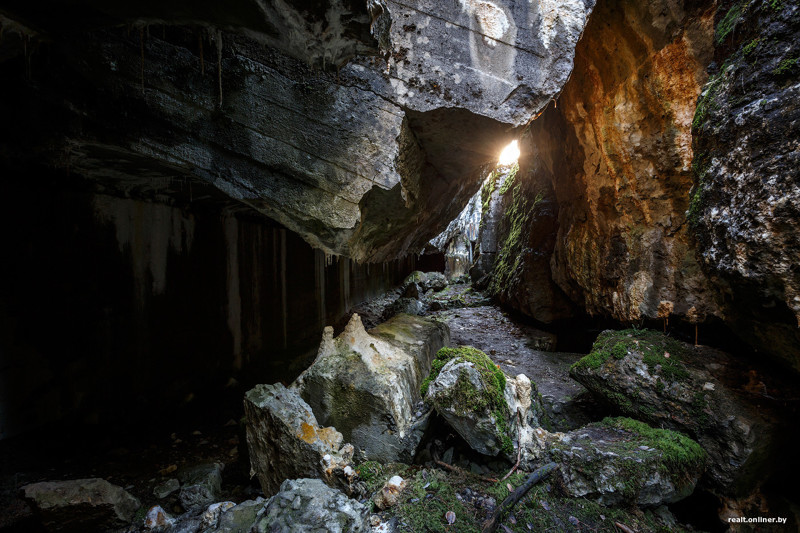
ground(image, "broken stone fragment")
xmin=373 ymin=475 xmax=406 ymax=510
xmin=152 ymin=478 xmax=179 ymax=499
xmin=293 ymin=313 xmax=449 ymax=463
xmin=244 ymin=383 xmax=353 ymax=496
xmin=144 ymin=505 xmax=174 ymax=530
xmin=178 ymin=462 xmax=223 ymax=510
xmin=505 ymin=373 xmax=548 ymax=468
xmin=22 ymin=478 xmax=141 ymax=531
xmin=201 ymin=501 xmax=236 ymax=529
xmin=548 ymin=417 xmax=706 ymax=507
xmin=570 ymin=329 xmax=782 ymax=496
xmin=212 ymin=498 xmax=266 ymax=533
xmin=255 ymin=478 xmax=368 ymax=533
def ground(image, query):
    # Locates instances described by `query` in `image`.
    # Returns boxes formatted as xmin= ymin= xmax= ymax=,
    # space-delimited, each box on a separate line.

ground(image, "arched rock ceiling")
xmin=0 ymin=0 xmax=595 ymax=261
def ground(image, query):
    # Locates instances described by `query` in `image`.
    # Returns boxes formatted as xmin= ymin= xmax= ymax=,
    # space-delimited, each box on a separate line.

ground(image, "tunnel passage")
xmin=0 ymin=166 xmax=417 ymax=440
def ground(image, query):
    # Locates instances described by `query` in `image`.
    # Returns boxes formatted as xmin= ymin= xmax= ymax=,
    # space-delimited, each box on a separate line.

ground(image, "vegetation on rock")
xmin=571 ymin=329 xmax=691 ymax=382
xmin=421 ymin=346 xmax=513 ymax=455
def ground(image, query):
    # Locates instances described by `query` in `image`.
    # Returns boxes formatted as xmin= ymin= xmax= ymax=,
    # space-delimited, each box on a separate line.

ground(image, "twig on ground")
xmin=481 ymin=462 xmax=558 ymax=533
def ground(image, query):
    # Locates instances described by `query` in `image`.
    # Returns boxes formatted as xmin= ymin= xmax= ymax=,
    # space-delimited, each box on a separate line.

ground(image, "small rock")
xmin=153 ymin=478 xmax=180 ymax=499
xmin=442 ymin=447 xmax=454 ymax=465
xmin=144 ymin=505 xmax=174 ymax=530
xmin=178 ymin=463 xmax=224 ymax=510
xmin=201 ymin=501 xmax=236 ymax=528
xmin=374 ymin=476 xmax=406 ymax=510
xmin=22 ymin=478 xmax=141 ymax=531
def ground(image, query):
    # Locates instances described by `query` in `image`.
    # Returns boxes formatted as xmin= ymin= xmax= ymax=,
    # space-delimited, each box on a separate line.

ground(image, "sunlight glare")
xmin=498 ymin=140 xmax=520 ymax=166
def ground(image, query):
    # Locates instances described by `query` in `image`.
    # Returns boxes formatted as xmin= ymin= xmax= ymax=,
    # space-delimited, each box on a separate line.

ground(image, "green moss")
xmin=421 ymin=347 xmax=513 ymax=456
xmin=572 ymin=329 xmax=690 ymax=382
xmin=487 ymin=185 xmax=543 ymax=297
xmin=772 ymin=57 xmax=798 ymax=75
xmin=688 ymin=151 xmax=711 ymax=228
xmin=382 ymin=466 xmax=691 ymax=533
xmin=769 ymin=0 xmax=783 ymax=10
xmin=356 ymin=461 xmax=387 ymax=494
xmin=602 ymin=417 xmax=706 ymax=480
xmin=742 ymin=37 xmax=760 ymax=55
xmin=497 ymin=163 xmax=519 ymax=195
xmin=715 ymin=1 xmax=745 ymax=45
xmin=393 ymin=468 xmax=477 ymax=532
xmin=692 ymin=71 xmax=724 ymax=130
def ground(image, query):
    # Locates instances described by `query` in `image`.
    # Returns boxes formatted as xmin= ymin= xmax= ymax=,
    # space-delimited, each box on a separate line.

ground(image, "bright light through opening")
xmin=498 ymin=140 xmax=520 ymax=166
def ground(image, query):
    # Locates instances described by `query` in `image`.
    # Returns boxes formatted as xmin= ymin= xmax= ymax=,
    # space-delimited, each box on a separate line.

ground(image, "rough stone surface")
xmin=570 ymin=329 xmax=788 ymax=497
xmin=0 ymin=0 xmax=594 ymax=262
xmin=425 ymin=357 xmax=513 ymax=457
xmin=484 ymin=0 xmax=719 ymax=324
xmin=244 ymin=383 xmax=353 ymax=496
xmin=294 ymin=313 xmax=449 ymax=462
xmin=255 ymin=478 xmax=368 ymax=533
xmin=144 ymin=505 xmax=175 ymax=530
xmin=504 ymin=373 xmax=548 ymax=468
xmin=212 ymin=498 xmax=266 ymax=533
xmin=22 ymin=478 xmax=141 ymax=532
xmin=691 ymin=0 xmax=800 ymax=370
xmin=153 ymin=478 xmax=180 ymax=499
xmin=480 ymin=163 xmax=575 ymax=322
xmin=178 ymin=463 xmax=223 ymax=510
xmin=548 ymin=418 xmax=705 ymax=507
xmin=431 ymin=191 xmax=480 ymax=280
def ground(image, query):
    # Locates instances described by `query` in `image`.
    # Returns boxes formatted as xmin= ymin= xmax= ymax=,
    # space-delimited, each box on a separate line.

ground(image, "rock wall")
xmin=691 ymin=0 xmax=800 ymax=371
xmin=485 ymin=0 xmax=719 ymax=324
xmin=0 ymin=169 xmax=415 ymax=439
xmin=0 ymin=0 xmax=596 ymax=262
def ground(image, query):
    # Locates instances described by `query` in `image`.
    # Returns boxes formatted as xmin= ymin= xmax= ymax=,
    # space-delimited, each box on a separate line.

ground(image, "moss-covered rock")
xmin=548 ymin=417 xmax=706 ymax=507
xmin=570 ymin=329 xmax=782 ymax=497
xmin=423 ymin=346 xmax=514 ymax=456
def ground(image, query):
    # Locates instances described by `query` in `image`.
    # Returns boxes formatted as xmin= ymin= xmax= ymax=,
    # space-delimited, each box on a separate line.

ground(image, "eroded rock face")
xmin=691 ymin=0 xmax=800 ymax=370
xmin=0 ymin=0 xmax=595 ymax=262
xmin=294 ymin=313 xmax=449 ymax=462
xmin=569 ymin=329 xmax=788 ymax=497
xmin=22 ymin=478 xmax=141 ymax=532
xmin=243 ymin=383 xmax=354 ymax=496
xmin=484 ymin=0 xmax=720 ymax=323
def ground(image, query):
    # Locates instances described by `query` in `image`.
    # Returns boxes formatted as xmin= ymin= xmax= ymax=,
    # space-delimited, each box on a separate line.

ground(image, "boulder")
xmin=387 ymin=297 xmax=424 ymax=318
xmin=570 ymin=329 xmax=782 ymax=496
xmin=423 ymin=346 xmax=515 ymax=457
xmin=244 ymin=383 xmax=353 ymax=496
xmin=402 ymin=271 xmax=448 ymax=293
xmin=294 ymin=313 xmax=449 ymax=463
xmin=178 ymin=463 xmax=223 ymax=510
xmin=255 ymin=478 xmax=368 ymax=533
xmin=548 ymin=417 xmax=706 ymax=507
xmin=22 ymin=478 xmax=141 ymax=532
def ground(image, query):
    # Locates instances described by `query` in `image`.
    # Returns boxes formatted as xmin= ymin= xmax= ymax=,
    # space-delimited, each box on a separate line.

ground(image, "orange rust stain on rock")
xmin=297 ymin=422 xmax=318 ymax=444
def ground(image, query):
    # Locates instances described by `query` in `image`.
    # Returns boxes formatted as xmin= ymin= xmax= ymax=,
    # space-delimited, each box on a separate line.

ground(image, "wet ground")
xmin=430 ymin=301 xmax=606 ymax=432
